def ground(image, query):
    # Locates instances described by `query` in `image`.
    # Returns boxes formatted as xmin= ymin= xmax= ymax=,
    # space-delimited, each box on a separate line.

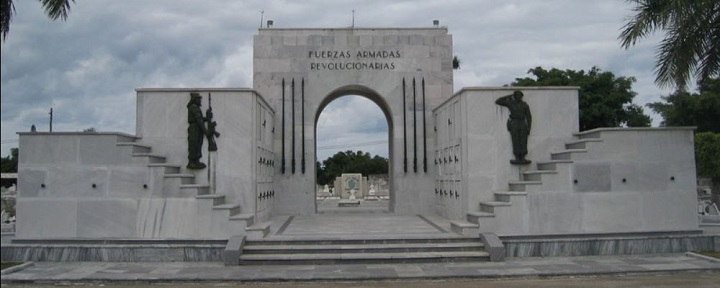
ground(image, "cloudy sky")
xmin=1 ymin=0 xmax=672 ymax=159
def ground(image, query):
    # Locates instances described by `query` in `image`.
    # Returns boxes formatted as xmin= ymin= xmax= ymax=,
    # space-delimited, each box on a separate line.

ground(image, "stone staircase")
xmin=238 ymin=236 xmax=489 ymax=265
xmin=116 ymin=137 xmax=254 ymax=238
xmin=466 ymin=133 xmax=604 ymax=230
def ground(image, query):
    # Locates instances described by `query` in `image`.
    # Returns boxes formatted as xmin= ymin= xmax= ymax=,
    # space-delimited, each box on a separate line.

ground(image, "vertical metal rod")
xmin=281 ymin=79 xmax=286 ymax=174
xmin=259 ymin=10 xmax=264 ymax=28
xmin=291 ymin=78 xmax=296 ymax=174
xmin=301 ymin=78 xmax=306 ymax=174
xmin=402 ymin=78 xmax=407 ymax=173
xmin=413 ymin=78 xmax=418 ymax=173
xmin=49 ymin=108 xmax=53 ymax=132
xmin=422 ymin=78 xmax=427 ymax=173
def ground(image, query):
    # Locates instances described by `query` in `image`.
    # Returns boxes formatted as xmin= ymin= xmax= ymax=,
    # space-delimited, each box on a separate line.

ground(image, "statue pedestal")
xmin=349 ymin=189 xmax=357 ymax=200
xmin=510 ymin=159 xmax=531 ymax=165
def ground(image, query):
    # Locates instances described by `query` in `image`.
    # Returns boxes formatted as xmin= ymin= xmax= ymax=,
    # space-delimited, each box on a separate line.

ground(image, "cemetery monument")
xmin=4 ymin=25 xmax=711 ymax=262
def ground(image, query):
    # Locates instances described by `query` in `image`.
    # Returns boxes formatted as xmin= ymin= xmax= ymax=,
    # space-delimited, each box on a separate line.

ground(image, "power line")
xmin=1 ymin=139 xmax=19 ymax=144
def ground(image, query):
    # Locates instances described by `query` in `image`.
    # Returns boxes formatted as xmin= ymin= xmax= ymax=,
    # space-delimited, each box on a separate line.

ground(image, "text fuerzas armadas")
xmin=308 ymin=50 xmax=401 ymax=71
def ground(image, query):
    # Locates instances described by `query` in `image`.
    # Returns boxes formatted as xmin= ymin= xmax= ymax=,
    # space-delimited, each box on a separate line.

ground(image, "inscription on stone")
xmin=308 ymin=50 xmax=401 ymax=71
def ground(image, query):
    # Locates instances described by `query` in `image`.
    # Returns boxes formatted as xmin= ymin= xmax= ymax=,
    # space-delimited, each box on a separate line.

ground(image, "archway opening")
xmin=315 ymin=87 xmax=393 ymax=214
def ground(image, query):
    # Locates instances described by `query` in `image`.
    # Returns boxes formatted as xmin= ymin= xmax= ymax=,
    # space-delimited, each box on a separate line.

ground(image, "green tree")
xmin=2 ymin=0 xmax=75 ymax=41
xmin=649 ymin=78 xmax=720 ymax=205
xmin=647 ymin=77 xmax=720 ymax=133
xmin=0 ymin=147 xmax=18 ymax=173
xmin=695 ymin=132 xmax=720 ymax=205
xmin=619 ymin=0 xmax=720 ymax=89
xmin=316 ymin=150 xmax=388 ymax=186
xmin=512 ymin=66 xmax=652 ymax=131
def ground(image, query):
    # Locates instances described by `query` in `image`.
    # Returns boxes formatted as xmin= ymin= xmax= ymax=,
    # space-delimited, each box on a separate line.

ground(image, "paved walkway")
xmin=316 ymin=198 xmax=390 ymax=214
xmin=265 ymin=213 xmax=457 ymax=239
xmin=2 ymin=253 xmax=719 ymax=284
xmin=3 ymin=209 xmax=719 ymax=284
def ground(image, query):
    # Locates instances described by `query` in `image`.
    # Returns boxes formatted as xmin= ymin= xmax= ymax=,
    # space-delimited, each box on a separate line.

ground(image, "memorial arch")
xmin=314 ymin=86 xmax=394 ymax=213
xmin=254 ymin=28 xmax=453 ymax=217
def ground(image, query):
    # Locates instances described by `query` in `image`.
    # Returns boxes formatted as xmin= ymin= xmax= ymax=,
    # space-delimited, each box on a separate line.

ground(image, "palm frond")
xmin=40 ymin=0 xmax=74 ymax=21
xmin=697 ymin=4 xmax=720 ymax=81
xmin=621 ymin=0 xmax=720 ymax=88
xmin=1 ymin=0 xmax=15 ymax=40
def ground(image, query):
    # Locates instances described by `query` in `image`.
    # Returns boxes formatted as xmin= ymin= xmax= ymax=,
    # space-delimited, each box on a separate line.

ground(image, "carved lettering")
xmin=308 ymin=49 xmax=401 ymax=71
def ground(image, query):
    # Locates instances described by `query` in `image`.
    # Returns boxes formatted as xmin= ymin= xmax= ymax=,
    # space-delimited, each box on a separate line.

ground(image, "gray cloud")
xmin=316 ymin=96 xmax=389 ymax=162
xmin=1 ymin=0 xmax=669 ymax=157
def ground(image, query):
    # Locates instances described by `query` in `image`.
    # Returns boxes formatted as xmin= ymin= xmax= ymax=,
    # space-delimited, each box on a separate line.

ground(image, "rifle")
xmin=206 ymin=93 xmax=220 ymax=151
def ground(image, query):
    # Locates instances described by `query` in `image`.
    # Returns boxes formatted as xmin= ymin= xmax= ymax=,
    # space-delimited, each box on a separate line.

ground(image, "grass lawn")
xmin=697 ymin=251 xmax=720 ymax=259
xmin=1 ymin=262 xmax=23 ymax=270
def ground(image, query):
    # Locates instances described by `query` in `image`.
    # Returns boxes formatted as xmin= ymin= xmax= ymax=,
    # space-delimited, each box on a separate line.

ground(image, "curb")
xmin=0 ymin=262 xmax=33 ymax=276
xmin=686 ymin=252 xmax=720 ymax=263
xmin=1 ymin=266 xmax=719 ymax=284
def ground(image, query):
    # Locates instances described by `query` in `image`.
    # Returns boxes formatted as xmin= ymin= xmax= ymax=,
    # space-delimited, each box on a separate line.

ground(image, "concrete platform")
xmin=338 ymin=200 xmax=361 ymax=207
xmin=263 ymin=213 xmax=458 ymax=240
xmin=1 ymin=253 xmax=718 ymax=283
xmin=317 ymin=198 xmax=390 ymax=214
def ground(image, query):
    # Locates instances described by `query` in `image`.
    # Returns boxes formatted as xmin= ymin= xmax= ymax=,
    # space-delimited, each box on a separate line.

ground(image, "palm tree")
xmin=619 ymin=0 xmax=720 ymax=89
xmin=2 ymin=0 xmax=75 ymax=41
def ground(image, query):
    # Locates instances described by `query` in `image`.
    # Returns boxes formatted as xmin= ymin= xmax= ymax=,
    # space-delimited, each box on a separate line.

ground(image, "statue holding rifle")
xmin=206 ymin=93 xmax=220 ymax=152
xmin=186 ymin=92 xmax=220 ymax=170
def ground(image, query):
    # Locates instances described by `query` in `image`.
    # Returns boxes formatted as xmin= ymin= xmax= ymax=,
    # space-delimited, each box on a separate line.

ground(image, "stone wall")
xmin=495 ymin=127 xmax=698 ymax=235
xmin=136 ymin=88 xmax=265 ymax=207
xmin=434 ymin=87 xmax=579 ymax=220
xmin=15 ymin=89 xmax=269 ymax=239
xmin=16 ymin=132 xmax=149 ymax=238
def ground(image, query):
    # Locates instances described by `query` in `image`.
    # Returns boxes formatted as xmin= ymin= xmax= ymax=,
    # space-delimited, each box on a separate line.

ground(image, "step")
xmin=243 ymin=242 xmax=484 ymax=254
xmin=246 ymin=222 xmax=271 ymax=240
xmin=213 ymin=203 xmax=241 ymax=216
xmin=494 ymin=191 xmax=527 ymax=202
xmin=195 ymin=194 xmax=225 ymax=205
xmin=467 ymin=211 xmax=495 ymax=224
xmin=132 ymin=153 xmax=166 ymax=163
xmin=536 ymin=160 xmax=573 ymax=171
xmin=550 ymin=149 xmax=587 ymax=160
xmin=250 ymin=236 xmax=475 ymax=245
xmin=148 ymin=163 xmax=181 ymax=174
xmin=522 ymin=170 xmax=557 ymax=181
xmin=450 ymin=221 xmax=480 ymax=237
xmin=565 ymin=139 xmax=603 ymax=149
xmin=180 ymin=184 xmax=210 ymax=195
xmin=508 ymin=181 xmax=542 ymax=192
xmin=573 ymin=131 xmax=601 ymax=139
xmin=230 ymin=213 xmax=255 ymax=227
xmin=164 ymin=173 xmax=195 ymax=184
xmin=115 ymin=134 xmax=140 ymax=143
xmin=230 ymin=213 xmax=254 ymax=221
xmin=238 ymin=251 xmax=490 ymax=265
xmin=116 ymin=142 xmax=151 ymax=153
xmin=479 ymin=201 xmax=512 ymax=213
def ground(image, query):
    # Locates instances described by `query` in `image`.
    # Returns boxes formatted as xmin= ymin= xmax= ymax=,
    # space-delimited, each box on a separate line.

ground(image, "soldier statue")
xmin=495 ymin=90 xmax=532 ymax=165
xmin=187 ymin=92 xmax=208 ymax=169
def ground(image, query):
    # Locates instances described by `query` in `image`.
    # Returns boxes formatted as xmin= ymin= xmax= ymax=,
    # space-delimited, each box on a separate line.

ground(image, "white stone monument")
xmin=10 ymin=26 xmax=701 ymax=241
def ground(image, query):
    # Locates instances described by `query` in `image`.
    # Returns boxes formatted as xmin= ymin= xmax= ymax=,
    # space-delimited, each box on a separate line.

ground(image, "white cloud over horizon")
xmin=2 ymin=0 xmax=676 ymax=157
